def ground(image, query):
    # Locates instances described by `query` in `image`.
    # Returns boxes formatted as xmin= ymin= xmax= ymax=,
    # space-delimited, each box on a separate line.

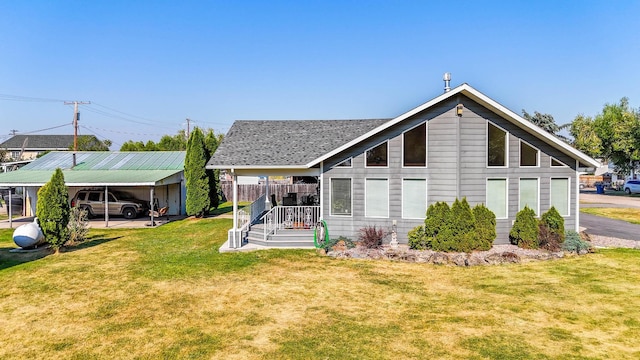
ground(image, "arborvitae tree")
xmin=204 ymin=129 xmax=223 ymax=210
xmin=509 ymin=206 xmax=539 ymax=249
xmin=473 ymin=204 xmax=496 ymax=251
xmin=540 ymin=206 xmax=565 ymax=241
xmin=434 ymin=198 xmax=476 ymax=252
xmin=424 ymin=201 xmax=450 ymax=238
xmin=185 ymin=127 xmax=210 ymax=217
xmin=36 ymin=168 xmax=70 ymax=254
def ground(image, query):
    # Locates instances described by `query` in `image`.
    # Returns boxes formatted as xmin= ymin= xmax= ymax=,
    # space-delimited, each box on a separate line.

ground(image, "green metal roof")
xmin=0 ymin=151 xmax=185 ymax=186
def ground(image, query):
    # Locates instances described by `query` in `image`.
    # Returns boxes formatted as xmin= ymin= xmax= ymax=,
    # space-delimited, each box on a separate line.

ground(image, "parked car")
xmin=623 ymin=179 xmax=640 ymax=194
xmin=71 ymin=190 xmax=147 ymax=219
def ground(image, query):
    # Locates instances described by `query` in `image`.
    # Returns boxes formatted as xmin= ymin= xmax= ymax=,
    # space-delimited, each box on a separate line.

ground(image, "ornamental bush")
xmin=409 ymin=198 xmax=497 ymax=252
xmin=540 ymin=206 xmax=565 ymax=242
xmin=562 ymin=230 xmax=592 ymax=254
xmin=509 ymin=206 xmax=539 ymax=249
xmin=35 ymin=168 xmax=70 ymax=254
xmin=433 ymin=198 xmax=476 ymax=252
xmin=473 ymin=204 xmax=496 ymax=251
xmin=358 ymin=225 xmax=388 ymax=249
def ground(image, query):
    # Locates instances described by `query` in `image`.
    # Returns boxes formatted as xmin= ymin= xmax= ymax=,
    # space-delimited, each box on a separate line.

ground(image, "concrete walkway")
xmin=0 ymin=215 xmax=184 ymax=229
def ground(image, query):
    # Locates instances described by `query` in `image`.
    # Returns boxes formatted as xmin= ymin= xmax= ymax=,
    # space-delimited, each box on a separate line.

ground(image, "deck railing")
xmin=262 ymin=205 xmax=321 ymax=241
xmin=231 ymin=194 xmax=267 ymax=248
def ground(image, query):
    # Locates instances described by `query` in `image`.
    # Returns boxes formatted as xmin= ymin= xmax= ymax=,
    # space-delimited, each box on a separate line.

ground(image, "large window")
xmin=520 ymin=141 xmax=539 ymax=167
xmin=403 ymin=123 xmax=426 ymax=167
xmin=487 ymin=178 xmax=508 ymax=219
xmin=402 ymin=179 xmax=427 ymax=219
xmin=488 ymin=122 xmax=507 ymax=167
xmin=550 ymin=178 xmax=570 ymax=216
xmin=519 ymin=178 xmax=539 ymax=215
xmin=330 ymin=178 xmax=352 ymax=216
xmin=365 ymin=179 xmax=389 ymax=218
xmin=366 ymin=142 xmax=388 ymax=167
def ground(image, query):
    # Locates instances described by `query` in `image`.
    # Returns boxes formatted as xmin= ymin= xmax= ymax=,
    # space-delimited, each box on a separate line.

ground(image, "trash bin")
xmin=595 ymin=184 xmax=604 ymax=194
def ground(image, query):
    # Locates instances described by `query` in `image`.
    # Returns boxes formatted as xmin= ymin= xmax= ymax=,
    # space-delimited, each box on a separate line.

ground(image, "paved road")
xmin=580 ymin=191 xmax=640 ymax=241
xmin=580 ymin=213 xmax=640 ymax=240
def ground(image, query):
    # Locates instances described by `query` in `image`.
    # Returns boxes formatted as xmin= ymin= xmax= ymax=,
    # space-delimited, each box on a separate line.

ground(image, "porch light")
xmin=456 ymin=103 xmax=464 ymax=117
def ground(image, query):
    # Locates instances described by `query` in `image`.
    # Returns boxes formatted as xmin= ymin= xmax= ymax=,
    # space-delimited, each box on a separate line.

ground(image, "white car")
xmin=623 ymin=179 xmax=640 ymax=194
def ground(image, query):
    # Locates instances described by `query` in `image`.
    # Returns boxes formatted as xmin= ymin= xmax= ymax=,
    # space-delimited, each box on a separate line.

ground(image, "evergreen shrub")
xmin=473 ymin=204 xmax=496 ymax=251
xmin=540 ymin=206 xmax=565 ymax=241
xmin=433 ymin=198 xmax=476 ymax=252
xmin=509 ymin=206 xmax=539 ymax=249
xmin=36 ymin=168 xmax=70 ymax=254
xmin=562 ymin=230 xmax=592 ymax=253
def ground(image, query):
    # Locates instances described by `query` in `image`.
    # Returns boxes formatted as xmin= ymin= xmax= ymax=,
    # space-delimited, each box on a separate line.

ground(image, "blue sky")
xmin=1 ymin=1 xmax=639 ymax=149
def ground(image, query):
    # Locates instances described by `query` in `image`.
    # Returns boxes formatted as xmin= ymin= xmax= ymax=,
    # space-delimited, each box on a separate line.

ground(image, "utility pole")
xmin=186 ymin=118 xmax=191 ymax=140
xmin=65 ymin=101 xmax=90 ymax=166
xmin=9 ymin=129 xmax=18 ymax=136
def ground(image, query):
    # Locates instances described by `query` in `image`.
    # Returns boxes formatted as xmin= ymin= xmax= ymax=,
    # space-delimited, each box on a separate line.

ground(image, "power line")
xmin=0 ymin=93 xmax=68 ymax=102
xmin=81 ymin=124 xmax=169 ymax=138
xmin=20 ymin=123 xmax=72 ymax=135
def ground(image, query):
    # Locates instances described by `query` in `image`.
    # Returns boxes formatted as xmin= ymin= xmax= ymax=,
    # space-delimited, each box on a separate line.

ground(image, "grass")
xmin=1 ymin=219 xmax=640 ymax=359
xmin=581 ymin=207 xmax=640 ymax=225
xmin=209 ymin=200 xmax=250 ymax=216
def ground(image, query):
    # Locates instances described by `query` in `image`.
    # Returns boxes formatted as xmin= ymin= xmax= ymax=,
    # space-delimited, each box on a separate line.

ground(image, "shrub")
xmin=67 ymin=205 xmax=89 ymax=245
xmin=424 ymin=201 xmax=450 ymax=238
xmin=540 ymin=206 xmax=565 ymax=242
xmin=36 ymin=168 xmax=70 ymax=254
xmin=563 ymin=230 xmax=592 ymax=254
xmin=433 ymin=198 xmax=476 ymax=252
xmin=321 ymin=236 xmax=355 ymax=252
xmin=509 ymin=206 xmax=539 ymax=249
xmin=538 ymin=222 xmax=562 ymax=251
xmin=473 ymin=204 xmax=496 ymax=251
xmin=408 ymin=226 xmax=429 ymax=250
xmin=358 ymin=225 xmax=388 ymax=249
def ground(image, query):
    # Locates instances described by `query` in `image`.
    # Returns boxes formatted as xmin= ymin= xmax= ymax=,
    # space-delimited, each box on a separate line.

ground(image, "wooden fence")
xmin=220 ymin=183 xmax=318 ymax=203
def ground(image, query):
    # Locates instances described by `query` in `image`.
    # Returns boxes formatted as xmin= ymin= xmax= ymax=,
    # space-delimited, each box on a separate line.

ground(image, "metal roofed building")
xmin=0 ymin=134 xmax=102 ymax=161
xmin=0 ymin=151 xmax=186 ymax=223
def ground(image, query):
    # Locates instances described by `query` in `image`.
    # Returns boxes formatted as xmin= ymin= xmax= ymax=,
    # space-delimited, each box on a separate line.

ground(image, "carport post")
xmin=8 ymin=187 xmax=12 ymax=229
xmin=104 ymin=186 xmax=109 ymax=228
xmin=150 ymin=187 xmax=155 ymax=226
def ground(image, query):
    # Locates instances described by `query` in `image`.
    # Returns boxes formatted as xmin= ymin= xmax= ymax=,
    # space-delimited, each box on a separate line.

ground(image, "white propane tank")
xmin=12 ymin=218 xmax=45 ymax=249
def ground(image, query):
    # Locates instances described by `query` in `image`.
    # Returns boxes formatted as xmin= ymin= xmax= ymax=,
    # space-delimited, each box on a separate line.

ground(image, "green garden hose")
xmin=313 ymin=220 xmax=329 ymax=248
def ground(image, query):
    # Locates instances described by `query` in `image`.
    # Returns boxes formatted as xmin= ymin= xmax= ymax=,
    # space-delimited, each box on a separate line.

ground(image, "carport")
xmin=0 ymin=151 xmax=186 ymax=228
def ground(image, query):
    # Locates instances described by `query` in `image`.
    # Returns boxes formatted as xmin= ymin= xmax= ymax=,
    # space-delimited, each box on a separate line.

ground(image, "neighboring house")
xmin=0 ymin=151 xmax=187 ymax=223
xmin=0 ymin=134 xmax=101 ymax=160
xmin=207 ymin=83 xmax=599 ymax=250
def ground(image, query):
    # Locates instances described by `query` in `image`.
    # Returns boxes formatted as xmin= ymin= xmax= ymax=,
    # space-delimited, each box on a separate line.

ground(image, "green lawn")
xmin=581 ymin=207 xmax=640 ymax=225
xmin=1 ymin=218 xmax=640 ymax=359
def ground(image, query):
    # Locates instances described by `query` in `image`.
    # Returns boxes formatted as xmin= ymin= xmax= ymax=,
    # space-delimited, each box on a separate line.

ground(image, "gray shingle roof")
xmin=0 ymin=135 xmax=98 ymax=150
xmin=207 ymin=119 xmax=390 ymax=168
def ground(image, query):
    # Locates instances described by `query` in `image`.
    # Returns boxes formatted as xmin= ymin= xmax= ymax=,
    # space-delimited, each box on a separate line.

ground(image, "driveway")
xmin=580 ymin=191 xmax=640 ymax=241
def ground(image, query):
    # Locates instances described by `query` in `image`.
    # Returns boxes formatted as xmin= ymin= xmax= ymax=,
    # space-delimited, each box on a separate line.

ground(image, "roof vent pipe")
xmin=443 ymin=72 xmax=451 ymax=93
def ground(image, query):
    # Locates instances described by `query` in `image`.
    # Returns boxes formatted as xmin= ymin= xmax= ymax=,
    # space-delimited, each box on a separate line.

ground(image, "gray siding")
xmin=322 ymin=96 xmax=578 ymax=245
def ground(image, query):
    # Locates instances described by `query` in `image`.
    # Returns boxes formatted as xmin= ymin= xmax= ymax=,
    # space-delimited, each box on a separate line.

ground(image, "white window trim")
xmin=550 ymin=157 xmax=568 ymax=167
xmin=519 ymin=139 xmax=540 ymax=168
xmin=486 ymin=120 xmax=509 ymax=168
xmin=518 ymin=177 xmax=540 ymax=216
xmin=401 ymin=178 xmax=427 ymax=219
xmin=365 ymin=178 xmax=389 ymax=218
xmin=333 ymin=157 xmax=353 ymax=168
xmin=486 ymin=177 xmax=509 ymax=219
xmin=401 ymin=122 xmax=428 ymax=168
xmin=329 ymin=177 xmax=353 ymax=217
xmin=364 ymin=141 xmax=390 ymax=168
xmin=550 ymin=177 xmax=571 ymax=217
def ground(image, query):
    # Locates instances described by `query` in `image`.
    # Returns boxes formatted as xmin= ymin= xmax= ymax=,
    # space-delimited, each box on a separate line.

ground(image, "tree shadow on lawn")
xmin=0 ymin=234 xmax=122 ymax=271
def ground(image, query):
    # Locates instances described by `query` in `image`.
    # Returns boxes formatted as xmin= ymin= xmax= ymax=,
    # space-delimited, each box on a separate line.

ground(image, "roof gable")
xmin=309 ymin=84 xmax=599 ymax=168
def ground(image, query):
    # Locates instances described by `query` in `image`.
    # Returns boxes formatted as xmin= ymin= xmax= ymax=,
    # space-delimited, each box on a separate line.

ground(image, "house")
xmin=0 ymin=151 xmax=187 ymax=224
xmin=0 ymin=134 xmax=102 ymax=161
xmin=206 ymin=83 xmax=599 ymax=250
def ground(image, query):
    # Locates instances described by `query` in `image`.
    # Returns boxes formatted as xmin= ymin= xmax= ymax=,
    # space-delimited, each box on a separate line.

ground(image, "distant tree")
xmin=184 ymin=127 xmax=210 ymax=217
xmin=36 ymin=168 xmax=70 ymax=254
xmin=157 ymin=130 xmax=187 ymax=150
xmin=203 ymin=129 xmax=224 ymax=210
xmin=592 ymin=97 xmax=640 ymax=174
xmin=120 ymin=140 xmax=147 ymax=151
xmin=522 ymin=109 xmax=560 ymax=134
xmin=569 ymin=114 xmax=601 ymax=158
xmin=522 ymin=109 xmax=570 ymax=142
xmin=0 ymin=149 xmax=7 ymax=162
xmin=68 ymin=136 xmax=112 ymax=151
